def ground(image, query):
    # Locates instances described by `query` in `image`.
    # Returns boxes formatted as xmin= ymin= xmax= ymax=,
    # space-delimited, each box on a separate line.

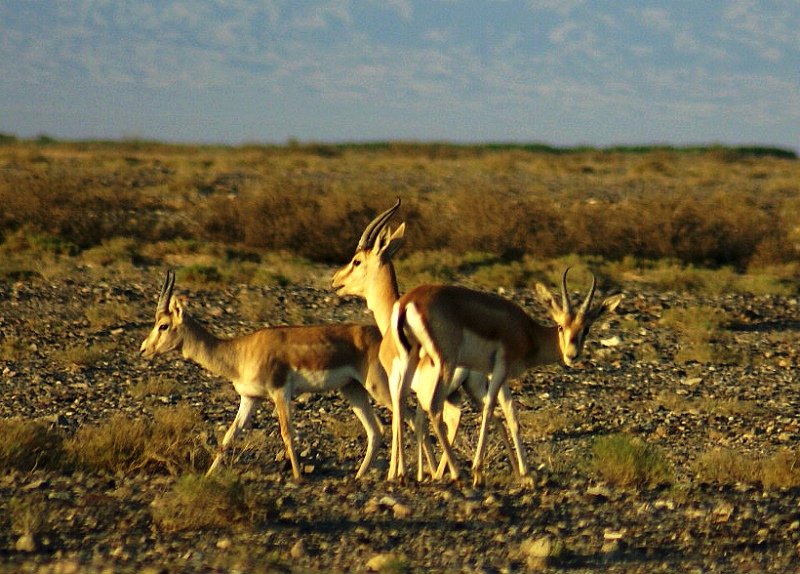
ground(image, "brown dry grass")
xmin=1 ymin=141 xmax=797 ymax=283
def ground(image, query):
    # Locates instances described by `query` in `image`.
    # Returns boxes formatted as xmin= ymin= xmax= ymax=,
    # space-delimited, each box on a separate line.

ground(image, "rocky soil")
xmin=0 ymin=265 xmax=799 ymax=573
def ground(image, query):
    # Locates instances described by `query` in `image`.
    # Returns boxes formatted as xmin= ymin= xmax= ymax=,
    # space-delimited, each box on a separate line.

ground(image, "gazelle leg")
xmin=472 ymin=361 xmax=507 ymax=486
xmin=434 ymin=396 xmax=463 ymax=479
xmin=272 ymin=387 xmax=303 ymax=481
xmin=496 ymin=382 xmax=528 ymax=478
xmin=388 ymin=353 xmax=410 ymax=481
xmin=207 ymin=395 xmax=260 ymax=476
xmin=339 ymin=381 xmax=383 ymax=479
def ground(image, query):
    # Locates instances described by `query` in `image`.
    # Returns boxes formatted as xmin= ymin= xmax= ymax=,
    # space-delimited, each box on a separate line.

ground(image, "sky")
xmin=1 ymin=1 xmax=798 ymax=150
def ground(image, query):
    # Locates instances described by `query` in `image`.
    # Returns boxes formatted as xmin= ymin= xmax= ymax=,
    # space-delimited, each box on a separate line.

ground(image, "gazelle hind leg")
xmin=388 ymin=348 xmax=417 ymax=481
xmin=207 ymin=395 xmax=260 ymax=476
xmin=339 ymin=381 xmax=383 ymax=479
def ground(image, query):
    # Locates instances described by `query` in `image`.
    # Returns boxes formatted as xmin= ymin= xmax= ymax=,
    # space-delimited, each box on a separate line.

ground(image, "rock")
xmin=15 ymin=533 xmax=36 ymax=552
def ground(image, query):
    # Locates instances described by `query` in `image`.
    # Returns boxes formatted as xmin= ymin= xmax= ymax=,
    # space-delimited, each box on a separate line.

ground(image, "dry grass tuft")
xmin=693 ymin=448 xmax=800 ymax=488
xmin=151 ymin=471 xmax=265 ymax=532
xmin=66 ymin=406 xmax=212 ymax=475
xmin=0 ymin=418 xmax=69 ymax=473
xmin=659 ymin=306 xmax=745 ymax=365
xmin=592 ymin=433 xmax=674 ymax=488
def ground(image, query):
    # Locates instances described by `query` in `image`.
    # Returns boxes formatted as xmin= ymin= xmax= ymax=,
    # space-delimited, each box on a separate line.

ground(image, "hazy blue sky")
xmin=2 ymin=1 xmax=798 ymax=150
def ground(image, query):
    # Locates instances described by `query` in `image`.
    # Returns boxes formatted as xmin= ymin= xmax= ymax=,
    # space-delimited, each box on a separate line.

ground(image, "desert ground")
xmin=0 ymin=142 xmax=798 ymax=572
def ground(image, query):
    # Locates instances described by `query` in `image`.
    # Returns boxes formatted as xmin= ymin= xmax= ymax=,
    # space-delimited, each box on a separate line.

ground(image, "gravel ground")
xmin=0 ymin=265 xmax=798 ymax=573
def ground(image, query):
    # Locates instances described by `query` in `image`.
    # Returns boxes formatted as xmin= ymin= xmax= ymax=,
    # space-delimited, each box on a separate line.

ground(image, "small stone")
xmin=290 ymin=539 xmax=307 ymax=558
xmin=366 ymin=553 xmax=403 ymax=572
xmin=392 ymin=502 xmax=412 ymax=518
xmin=15 ymin=533 xmax=36 ymax=552
xmin=216 ymin=537 xmax=232 ymax=550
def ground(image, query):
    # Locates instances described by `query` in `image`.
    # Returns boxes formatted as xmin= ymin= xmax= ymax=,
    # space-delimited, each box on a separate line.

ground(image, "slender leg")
xmin=339 ymin=381 xmax=383 ymax=479
xmin=365 ymin=356 xmax=438 ymax=477
xmin=271 ymin=387 xmax=303 ymax=481
xmin=462 ymin=372 xmax=521 ymax=476
xmin=472 ymin=359 xmax=507 ymax=487
xmin=206 ymin=395 xmax=260 ymax=476
xmin=496 ymin=382 xmax=528 ymax=477
xmin=435 ymin=396 xmax=463 ymax=479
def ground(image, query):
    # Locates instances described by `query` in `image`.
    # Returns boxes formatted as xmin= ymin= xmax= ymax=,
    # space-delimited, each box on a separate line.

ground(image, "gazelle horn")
xmin=156 ymin=269 xmax=176 ymax=317
xmin=356 ymin=198 xmax=401 ymax=251
xmin=560 ymin=267 xmax=572 ymax=315
xmin=578 ymin=273 xmax=597 ymax=317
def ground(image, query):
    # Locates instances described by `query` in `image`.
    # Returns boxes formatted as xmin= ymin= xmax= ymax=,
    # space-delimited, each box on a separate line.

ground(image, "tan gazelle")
xmin=332 ymin=200 xmax=521 ymax=482
xmin=389 ymin=266 xmax=623 ymax=485
xmin=140 ymin=269 xmax=396 ymax=481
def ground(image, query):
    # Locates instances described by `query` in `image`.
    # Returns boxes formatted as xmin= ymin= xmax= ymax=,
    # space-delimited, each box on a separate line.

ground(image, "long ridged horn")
xmin=578 ymin=272 xmax=597 ymax=317
xmin=356 ymin=198 xmax=401 ymax=251
xmin=561 ymin=267 xmax=572 ymax=315
xmin=156 ymin=269 xmax=176 ymax=318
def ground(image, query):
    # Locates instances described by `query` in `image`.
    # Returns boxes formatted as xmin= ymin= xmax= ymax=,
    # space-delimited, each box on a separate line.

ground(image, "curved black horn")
xmin=356 ymin=198 xmax=401 ymax=251
xmin=578 ymin=272 xmax=597 ymax=317
xmin=156 ymin=269 xmax=176 ymax=317
xmin=560 ymin=267 xmax=572 ymax=315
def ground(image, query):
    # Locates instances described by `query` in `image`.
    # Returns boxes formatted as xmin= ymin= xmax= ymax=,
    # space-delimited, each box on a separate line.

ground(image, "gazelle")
xmin=389 ymin=267 xmax=623 ymax=485
xmin=332 ymin=200 xmax=521 ymax=481
xmin=140 ymin=269 xmax=395 ymax=481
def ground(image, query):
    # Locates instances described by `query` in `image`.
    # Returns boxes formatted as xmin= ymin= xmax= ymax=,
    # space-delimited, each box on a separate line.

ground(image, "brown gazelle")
xmin=389 ymin=267 xmax=623 ymax=486
xmin=332 ymin=200 xmax=521 ymax=481
xmin=140 ymin=269 xmax=396 ymax=481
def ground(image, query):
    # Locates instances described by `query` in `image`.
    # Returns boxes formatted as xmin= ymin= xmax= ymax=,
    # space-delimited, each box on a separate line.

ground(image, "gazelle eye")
xmin=158 ymin=324 xmax=169 ymax=331
xmin=353 ymin=259 xmax=361 ymax=267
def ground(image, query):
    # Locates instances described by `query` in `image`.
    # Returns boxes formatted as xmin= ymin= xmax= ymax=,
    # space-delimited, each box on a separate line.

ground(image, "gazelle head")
xmin=140 ymin=270 xmax=187 ymax=359
xmin=331 ymin=198 xmax=405 ymax=298
xmin=535 ymin=268 xmax=623 ymax=367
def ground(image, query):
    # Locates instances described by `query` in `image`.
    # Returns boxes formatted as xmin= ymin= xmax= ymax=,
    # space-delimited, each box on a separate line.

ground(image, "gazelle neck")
xmin=364 ymin=263 xmax=400 ymax=334
xmin=179 ymin=315 xmax=240 ymax=381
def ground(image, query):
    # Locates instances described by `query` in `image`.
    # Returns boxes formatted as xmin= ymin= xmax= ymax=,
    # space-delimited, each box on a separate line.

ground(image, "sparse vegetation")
xmin=592 ymin=433 xmax=674 ymax=488
xmin=0 ymin=141 xmax=797 ymax=290
xmin=694 ymin=448 xmax=800 ymax=488
xmin=151 ymin=471 xmax=259 ymax=532
xmin=66 ymin=406 xmax=212 ymax=475
xmin=0 ymin=419 xmax=68 ymax=473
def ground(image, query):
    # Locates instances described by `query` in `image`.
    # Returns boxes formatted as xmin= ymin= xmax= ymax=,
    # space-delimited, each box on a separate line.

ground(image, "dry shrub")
xmin=67 ymin=406 xmax=212 ymax=475
xmin=0 ymin=164 xmax=176 ymax=249
xmin=151 ymin=472 xmax=259 ymax=532
xmin=1 ymin=142 xmax=797 ymax=271
xmin=592 ymin=434 xmax=674 ymax=488
xmin=659 ymin=306 xmax=745 ymax=365
xmin=0 ymin=418 xmax=68 ymax=473
xmin=694 ymin=448 xmax=800 ymax=488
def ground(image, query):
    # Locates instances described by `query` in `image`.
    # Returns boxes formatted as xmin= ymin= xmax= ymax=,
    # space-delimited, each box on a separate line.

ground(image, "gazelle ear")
xmin=374 ymin=222 xmax=406 ymax=261
xmin=589 ymin=293 xmax=623 ymax=322
xmin=169 ymin=295 xmax=187 ymax=321
xmin=535 ymin=283 xmax=561 ymax=316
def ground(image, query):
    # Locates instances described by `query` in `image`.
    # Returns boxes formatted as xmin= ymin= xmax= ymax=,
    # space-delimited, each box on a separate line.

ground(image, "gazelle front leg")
xmin=271 ymin=387 xmax=304 ymax=482
xmin=207 ymin=395 xmax=260 ymax=476
xmin=496 ymin=381 xmax=528 ymax=478
xmin=339 ymin=381 xmax=383 ymax=479
xmin=471 ymin=357 xmax=508 ymax=487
